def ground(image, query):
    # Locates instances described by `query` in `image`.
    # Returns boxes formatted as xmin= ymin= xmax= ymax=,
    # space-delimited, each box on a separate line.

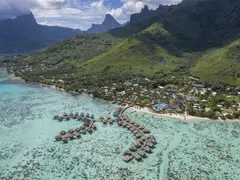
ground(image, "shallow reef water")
xmin=0 ymin=77 xmax=240 ymax=180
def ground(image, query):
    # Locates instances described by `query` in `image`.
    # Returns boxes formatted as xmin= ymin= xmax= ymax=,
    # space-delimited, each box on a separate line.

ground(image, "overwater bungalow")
xmin=109 ymin=119 xmax=113 ymax=124
xmin=99 ymin=116 xmax=104 ymax=121
xmin=63 ymin=113 xmax=68 ymax=117
xmin=135 ymin=123 xmax=140 ymax=127
xmin=133 ymin=153 xmax=142 ymax=161
xmin=81 ymin=130 xmax=86 ymax=134
xmin=123 ymin=155 xmax=133 ymax=162
xmin=55 ymin=135 xmax=62 ymax=141
xmin=81 ymin=112 xmax=84 ymax=117
xmin=91 ymin=115 xmax=95 ymax=119
xmin=133 ymin=130 xmax=140 ymax=134
xmin=130 ymin=146 xmax=137 ymax=152
xmin=141 ymin=136 xmax=147 ymax=141
xmin=137 ymin=150 xmax=146 ymax=157
xmin=80 ymin=126 xmax=85 ymax=130
xmin=69 ymin=112 xmax=74 ymax=117
xmin=86 ymin=113 xmax=90 ymax=118
xmin=106 ymin=115 xmax=111 ymax=120
xmin=75 ymin=112 xmax=79 ymax=117
xmin=135 ymin=142 xmax=141 ymax=148
xmin=103 ymin=119 xmax=108 ymax=124
xmin=146 ymin=142 xmax=154 ymax=148
xmin=62 ymin=136 xmax=68 ymax=143
xmin=136 ymin=133 xmax=142 ymax=138
xmin=65 ymin=116 xmax=70 ymax=121
xmin=84 ymin=121 xmax=90 ymax=127
xmin=118 ymin=121 xmax=123 ymax=126
xmin=143 ymin=128 xmax=150 ymax=133
xmin=68 ymin=129 xmax=75 ymax=134
xmin=68 ymin=134 xmax=74 ymax=140
xmin=144 ymin=146 xmax=152 ymax=153
xmin=53 ymin=115 xmax=59 ymax=119
xmin=75 ymin=128 xmax=81 ymax=132
xmin=92 ymin=124 xmax=97 ymax=130
xmin=126 ymin=125 xmax=132 ymax=129
xmin=130 ymin=127 xmax=135 ymax=132
xmin=87 ymin=128 xmax=92 ymax=133
xmin=130 ymin=120 xmax=135 ymax=124
xmin=123 ymin=149 xmax=131 ymax=155
xmin=58 ymin=116 xmax=63 ymax=121
xmin=77 ymin=116 xmax=82 ymax=120
xmin=60 ymin=130 xmax=66 ymax=135
xmin=139 ymin=126 xmax=145 ymax=130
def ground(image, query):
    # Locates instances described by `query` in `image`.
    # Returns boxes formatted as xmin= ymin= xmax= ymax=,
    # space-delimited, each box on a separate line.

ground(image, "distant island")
xmin=0 ymin=13 xmax=123 ymax=53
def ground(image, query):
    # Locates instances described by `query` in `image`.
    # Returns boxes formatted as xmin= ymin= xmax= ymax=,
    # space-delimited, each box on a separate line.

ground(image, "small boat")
xmin=75 ymin=112 xmax=79 ymax=116
xmin=81 ymin=112 xmax=84 ymax=117
xmin=68 ymin=129 xmax=75 ymax=134
xmin=90 ymin=115 xmax=95 ymax=119
xmin=139 ymin=126 xmax=145 ymax=130
xmin=92 ymin=124 xmax=97 ymax=130
xmin=55 ymin=135 xmax=62 ymax=141
xmin=86 ymin=113 xmax=90 ymax=118
xmin=75 ymin=128 xmax=81 ymax=132
xmin=143 ymin=128 xmax=150 ymax=133
xmin=106 ymin=116 xmax=111 ymax=120
xmin=60 ymin=130 xmax=66 ymax=136
xmin=87 ymin=128 xmax=92 ymax=133
xmin=123 ymin=155 xmax=133 ymax=162
xmin=53 ymin=115 xmax=59 ymax=120
xmin=62 ymin=136 xmax=68 ymax=143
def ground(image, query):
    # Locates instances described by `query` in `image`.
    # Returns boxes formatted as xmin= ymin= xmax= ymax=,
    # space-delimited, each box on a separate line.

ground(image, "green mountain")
xmin=2 ymin=0 xmax=240 ymax=88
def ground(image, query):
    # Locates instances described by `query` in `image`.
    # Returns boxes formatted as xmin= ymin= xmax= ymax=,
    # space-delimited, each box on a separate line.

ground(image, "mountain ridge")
xmin=87 ymin=14 xmax=122 ymax=34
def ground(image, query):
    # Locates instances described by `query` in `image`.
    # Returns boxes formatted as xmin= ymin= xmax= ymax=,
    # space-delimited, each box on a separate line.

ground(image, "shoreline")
xmin=7 ymin=73 xmax=239 ymax=122
xmin=129 ymin=106 xmax=210 ymax=121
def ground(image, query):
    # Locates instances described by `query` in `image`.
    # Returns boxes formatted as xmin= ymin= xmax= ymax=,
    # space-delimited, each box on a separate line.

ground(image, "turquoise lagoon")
xmin=0 ymin=75 xmax=240 ymax=180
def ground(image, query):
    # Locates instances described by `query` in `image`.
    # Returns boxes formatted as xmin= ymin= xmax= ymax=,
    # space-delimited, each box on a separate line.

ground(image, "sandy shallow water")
xmin=1 ymin=76 xmax=240 ymax=180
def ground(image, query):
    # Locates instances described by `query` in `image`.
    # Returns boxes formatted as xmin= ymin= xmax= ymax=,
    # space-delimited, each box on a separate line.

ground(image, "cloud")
xmin=1 ymin=0 xmax=182 ymax=29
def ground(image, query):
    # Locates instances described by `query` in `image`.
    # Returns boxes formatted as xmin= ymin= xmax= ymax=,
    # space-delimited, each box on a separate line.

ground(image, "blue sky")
xmin=1 ymin=0 xmax=182 ymax=30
